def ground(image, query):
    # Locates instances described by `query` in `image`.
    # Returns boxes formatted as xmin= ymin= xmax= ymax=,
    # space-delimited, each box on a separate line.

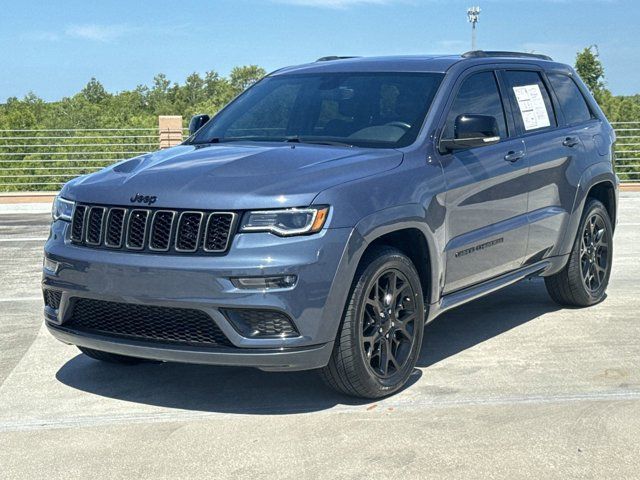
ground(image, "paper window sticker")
xmin=513 ymin=84 xmax=551 ymax=131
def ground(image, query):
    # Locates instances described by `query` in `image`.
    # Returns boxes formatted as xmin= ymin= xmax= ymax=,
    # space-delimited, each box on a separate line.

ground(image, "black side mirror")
xmin=440 ymin=114 xmax=501 ymax=152
xmin=188 ymin=114 xmax=210 ymax=136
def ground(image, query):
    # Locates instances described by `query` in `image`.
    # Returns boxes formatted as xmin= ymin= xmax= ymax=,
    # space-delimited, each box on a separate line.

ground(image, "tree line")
xmin=0 ymin=49 xmax=637 ymax=130
xmin=0 ymin=50 xmax=638 ymax=191
xmin=0 ymin=65 xmax=266 ymax=130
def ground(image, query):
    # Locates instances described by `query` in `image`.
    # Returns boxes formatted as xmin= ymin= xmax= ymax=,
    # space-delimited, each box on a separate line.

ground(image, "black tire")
xmin=544 ymin=199 xmax=613 ymax=307
xmin=78 ymin=346 xmax=146 ymax=365
xmin=320 ymin=246 xmax=425 ymax=398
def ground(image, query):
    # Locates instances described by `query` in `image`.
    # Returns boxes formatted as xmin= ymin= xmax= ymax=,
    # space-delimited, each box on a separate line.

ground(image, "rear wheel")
xmin=321 ymin=246 xmax=425 ymax=398
xmin=78 ymin=346 xmax=146 ymax=365
xmin=544 ymin=199 xmax=613 ymax=307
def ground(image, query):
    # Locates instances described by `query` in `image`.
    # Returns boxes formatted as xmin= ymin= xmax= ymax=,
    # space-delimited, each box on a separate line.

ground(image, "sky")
xmin=0 ymin=0 xmax=637 ymax=102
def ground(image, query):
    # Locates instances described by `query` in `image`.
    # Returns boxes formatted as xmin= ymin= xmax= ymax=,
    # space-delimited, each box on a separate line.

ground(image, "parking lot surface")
xmin=1 ymin=194 xmax=639 ymax=479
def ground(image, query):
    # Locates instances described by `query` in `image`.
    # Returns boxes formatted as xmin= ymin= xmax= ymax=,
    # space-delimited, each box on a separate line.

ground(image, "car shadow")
xmin=419 ymin=277 xmax=561 ymax=367
xmin=56 ymin=277 xmax=559 ymax=414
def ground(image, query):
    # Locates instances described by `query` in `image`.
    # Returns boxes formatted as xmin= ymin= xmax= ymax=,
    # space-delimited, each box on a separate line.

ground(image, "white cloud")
xmin=64 ymin=24 xmax=131 ymax=42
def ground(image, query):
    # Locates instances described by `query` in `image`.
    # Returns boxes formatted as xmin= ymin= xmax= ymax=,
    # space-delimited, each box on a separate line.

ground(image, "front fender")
xmin=352 ymin=202 xmax=445 ymax=307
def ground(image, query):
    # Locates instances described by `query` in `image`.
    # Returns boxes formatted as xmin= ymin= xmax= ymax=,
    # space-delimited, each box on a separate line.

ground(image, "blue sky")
xmin=0 ymin=0 xmax=637 ymax=101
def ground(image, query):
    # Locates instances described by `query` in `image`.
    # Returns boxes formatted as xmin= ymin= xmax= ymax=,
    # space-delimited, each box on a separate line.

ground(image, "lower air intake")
xmin=66 ymin=298 xmax=232 ymax=347
xmin=43 ymin=289 xmax=62 ymax=309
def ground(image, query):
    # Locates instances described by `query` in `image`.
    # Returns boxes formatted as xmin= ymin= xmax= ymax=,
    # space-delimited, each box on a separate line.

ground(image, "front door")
xmin=437 ymin=70 xmax=530 ymax=294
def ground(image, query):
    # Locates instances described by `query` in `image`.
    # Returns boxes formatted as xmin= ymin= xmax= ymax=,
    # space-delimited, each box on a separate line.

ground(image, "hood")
xmin=62 ymin=143 xmax=403 ymax=210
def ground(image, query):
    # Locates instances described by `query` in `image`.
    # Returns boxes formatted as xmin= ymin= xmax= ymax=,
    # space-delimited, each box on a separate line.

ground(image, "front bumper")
xmin=43 ymin=219 xmax=358 ymax=371
xmin=46 ymin=322 xmax=334 ymax=371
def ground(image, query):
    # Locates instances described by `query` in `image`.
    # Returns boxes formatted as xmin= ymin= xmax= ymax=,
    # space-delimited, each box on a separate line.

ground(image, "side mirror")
xmin=188 ymin=114 xmax=210 ymax=136
xmin=440 ymin=114 xmax=500 ymax=152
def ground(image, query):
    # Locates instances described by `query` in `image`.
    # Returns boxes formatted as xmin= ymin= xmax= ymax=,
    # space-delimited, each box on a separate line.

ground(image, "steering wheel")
xmin=385 ymin=121 xmax=412 ymax=131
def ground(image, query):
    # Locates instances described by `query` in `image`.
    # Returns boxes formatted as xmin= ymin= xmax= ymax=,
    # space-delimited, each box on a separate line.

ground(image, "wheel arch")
xmin=558 ymin=163 xmax=618 ymax=255
xmin=350 ymin=204 xmax=444 ymax=307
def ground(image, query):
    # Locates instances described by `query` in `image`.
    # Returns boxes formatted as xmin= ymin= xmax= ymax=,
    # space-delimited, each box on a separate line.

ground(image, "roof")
xmin=271 ymin=51 xmax=566 ymax=76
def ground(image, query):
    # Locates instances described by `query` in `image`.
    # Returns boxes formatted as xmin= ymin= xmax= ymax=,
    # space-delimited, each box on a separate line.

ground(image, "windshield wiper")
xmin=285 ymin=136 xmax=353 ymax=147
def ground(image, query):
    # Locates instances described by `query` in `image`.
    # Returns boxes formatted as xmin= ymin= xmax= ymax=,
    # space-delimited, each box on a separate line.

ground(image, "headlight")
xmin=240 ymin=206 xmax=329 ymax=236
xmin=51 ymin=196 xmax=75 ymax=222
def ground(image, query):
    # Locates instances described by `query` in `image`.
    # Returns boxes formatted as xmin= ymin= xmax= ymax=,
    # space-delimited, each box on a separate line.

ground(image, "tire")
xmin=320 ymin=246 xmax=425 ymax=398
xmin=544 ymin=199 xmax=613 ymax=307
xmin=78 ymin=346 xmax=146 ymax=365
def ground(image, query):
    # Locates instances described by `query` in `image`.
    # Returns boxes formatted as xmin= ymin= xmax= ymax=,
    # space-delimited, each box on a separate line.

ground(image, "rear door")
xmin=501 ymin=69 xmax=590 ymax=262
xmin=437 ymin=69 xmax=530 ymax=294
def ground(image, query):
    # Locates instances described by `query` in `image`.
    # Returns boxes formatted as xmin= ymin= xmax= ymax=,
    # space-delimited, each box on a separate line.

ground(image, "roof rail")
xmin=462 ymin=50 xmax=553 ymax=61
xmin=315 ymin=56 xmax=360 ymax=62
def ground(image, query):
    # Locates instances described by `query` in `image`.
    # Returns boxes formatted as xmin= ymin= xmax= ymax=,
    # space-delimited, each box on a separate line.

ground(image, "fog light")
xmin=43 ymin=257 xmax=59 ymax=274
xmin=231 ymin=275 xmax=297 ymax=290
xmin=220 ymin=308 xmax=299 ymax=338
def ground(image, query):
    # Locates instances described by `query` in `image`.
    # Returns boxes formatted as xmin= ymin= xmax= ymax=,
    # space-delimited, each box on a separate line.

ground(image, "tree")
xmin=229 ymin=65 xmax=266 ymax=96
xmin=81 ymin=78 xmax=109 ymax=103
xmin=575 ymin=46 xmax=607 ymax=104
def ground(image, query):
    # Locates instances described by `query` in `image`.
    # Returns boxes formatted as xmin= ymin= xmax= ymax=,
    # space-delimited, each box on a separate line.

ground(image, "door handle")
xmin=562 ymin=136 xmax=579 ymax=148
xmin=504 ymin=150 xmax=525 ymax=163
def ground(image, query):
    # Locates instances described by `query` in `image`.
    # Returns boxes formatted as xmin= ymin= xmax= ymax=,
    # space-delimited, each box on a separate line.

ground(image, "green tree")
xmin=81 ymin=78 xmax=109 ymax=103
xmin=575 ymin=46 xmax=607 ymax=104
xmin=229 ymin=65 xmax=266 ymax=96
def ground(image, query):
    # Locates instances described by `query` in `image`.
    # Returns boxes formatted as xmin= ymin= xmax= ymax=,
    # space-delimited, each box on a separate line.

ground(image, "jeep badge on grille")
xmin=130 ymin=193 xmax=157 ymax=205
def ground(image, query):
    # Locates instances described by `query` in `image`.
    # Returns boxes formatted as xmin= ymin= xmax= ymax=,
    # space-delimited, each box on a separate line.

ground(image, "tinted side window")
xmin=547 ymin=73 xmax=593 ymax=125
xmin=504 ymin=70 xmax=556 ymax=132
xmin=442 ymin=71 xmax=507 ymax=140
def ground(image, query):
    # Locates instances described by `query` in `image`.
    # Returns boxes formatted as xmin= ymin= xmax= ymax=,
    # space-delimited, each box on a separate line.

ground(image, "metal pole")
xmin=467 ymin=6 xmax=481 ymax=51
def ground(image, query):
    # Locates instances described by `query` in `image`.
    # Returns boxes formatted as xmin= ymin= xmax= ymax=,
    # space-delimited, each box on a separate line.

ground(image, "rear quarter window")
xmin=547 ymin=73 xmax=594 ymax=125
xmin=504 ymin=70 xmax=557 ymax=133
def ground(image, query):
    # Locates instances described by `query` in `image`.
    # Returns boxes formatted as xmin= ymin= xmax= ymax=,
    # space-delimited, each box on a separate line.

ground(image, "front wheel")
xmin=321 ymin=246 xmax=425 ymax=398
xmin=544 ymin=199 xmax=613 ymax=307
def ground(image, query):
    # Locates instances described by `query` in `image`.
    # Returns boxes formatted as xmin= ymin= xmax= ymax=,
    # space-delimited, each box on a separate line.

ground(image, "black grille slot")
xmin=221 ymin=308 xmax=299 ymax=338
xmin=43 ymin=289 xmax=62 ymax=309
xmin=70 ymin=205 xmax=87 ymax=242
xmin=69 ymin=203 xmax=235 ymax=255
xmin=126 ymin=210 xmax=149 ymax=249
xmin=66 ymin=298 xmax=232 ymax=347
xmin=85 ymin=207 xmax=105 ymax=245
xmin=105 ymin=208 xmax=126 ymax=247
xmin=150 ymin=211 xmax=174 ymax=251
xmin=175 ymin=212 xmax=203 ymax=252
xmin=204 ymin=213 xmax=235 ymax=252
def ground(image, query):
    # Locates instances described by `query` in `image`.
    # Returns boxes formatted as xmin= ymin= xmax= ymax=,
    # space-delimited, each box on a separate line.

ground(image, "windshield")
xmin=190 ymin=72 xmax=444 ymax=149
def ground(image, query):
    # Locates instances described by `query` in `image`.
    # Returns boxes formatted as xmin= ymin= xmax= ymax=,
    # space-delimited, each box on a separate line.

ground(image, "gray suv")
xmin=44 ymin=52 xmax=618 ymax=398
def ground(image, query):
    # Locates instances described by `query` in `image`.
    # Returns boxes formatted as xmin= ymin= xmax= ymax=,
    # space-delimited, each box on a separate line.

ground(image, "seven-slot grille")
xmin=71 ymin=204 xmax=236 ymax=254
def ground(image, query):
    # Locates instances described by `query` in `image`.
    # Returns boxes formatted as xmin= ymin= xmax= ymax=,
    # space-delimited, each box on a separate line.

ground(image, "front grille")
xmin=70 ymin=205 xmax=87 ymax=242
xmin=70 ymin=203 xmax=237 ymax=255
xmin=43 ymin=289 xmax=62 ymax=309
xmin=176 ymin=212 xmax=203 ymax=252
xmin=66 ymin=298 xmax=232 ymax=347
xmin=221 ymin=308 xmax=299 ymax=338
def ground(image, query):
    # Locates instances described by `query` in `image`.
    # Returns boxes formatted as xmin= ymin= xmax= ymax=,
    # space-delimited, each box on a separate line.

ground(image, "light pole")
xmin=467 ymin=6 xmax=481 ymax=51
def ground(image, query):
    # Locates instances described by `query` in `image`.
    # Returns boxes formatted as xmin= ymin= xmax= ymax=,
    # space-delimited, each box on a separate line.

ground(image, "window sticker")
xmin=513 ymin=84 xmax=551 ymax=131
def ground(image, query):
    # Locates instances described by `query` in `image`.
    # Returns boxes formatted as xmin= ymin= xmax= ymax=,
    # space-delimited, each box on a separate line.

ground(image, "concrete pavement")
xmin=0 ymin=194 xmax=639 ymax=479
